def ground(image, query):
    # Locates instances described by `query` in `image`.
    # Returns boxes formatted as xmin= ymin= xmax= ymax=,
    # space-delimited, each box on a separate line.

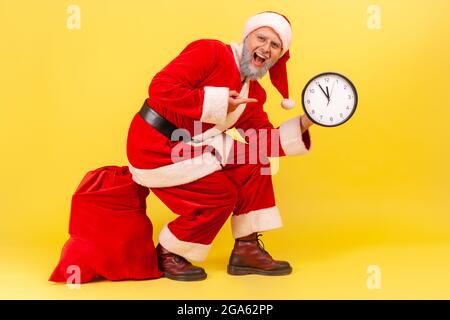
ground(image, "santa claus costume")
xmin=50 ymin=11 xmax=312 ymax=283
xmin=126 ymin=11 xmax=312 ymax=279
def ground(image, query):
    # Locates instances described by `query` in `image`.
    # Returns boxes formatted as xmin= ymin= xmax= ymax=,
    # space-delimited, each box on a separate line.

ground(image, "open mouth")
xmin=253 ymin=52 xmax=267 ymax=67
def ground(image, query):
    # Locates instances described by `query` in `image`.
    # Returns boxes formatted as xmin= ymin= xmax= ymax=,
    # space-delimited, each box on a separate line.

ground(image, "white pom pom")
xmin=281 ymin=98 xmax=296 ymax=110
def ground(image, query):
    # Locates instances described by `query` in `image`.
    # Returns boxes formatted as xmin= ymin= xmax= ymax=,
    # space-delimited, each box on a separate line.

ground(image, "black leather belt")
xmin=139 ymin=100 xmax=191 ymax=142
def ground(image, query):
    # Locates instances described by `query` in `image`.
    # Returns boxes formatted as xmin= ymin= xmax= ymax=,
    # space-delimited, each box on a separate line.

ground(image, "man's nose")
xmin=261 ymin=42 xmax=270 ymax=53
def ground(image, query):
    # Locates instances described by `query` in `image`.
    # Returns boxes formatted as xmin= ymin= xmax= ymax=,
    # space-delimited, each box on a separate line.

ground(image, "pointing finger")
xmin=236 ymin=98 xmax=258 ymax=105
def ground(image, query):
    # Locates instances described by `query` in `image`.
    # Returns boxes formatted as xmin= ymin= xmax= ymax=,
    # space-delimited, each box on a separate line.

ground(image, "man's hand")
xmin=300 ymin=114 xmax=314 ymax=133
xmin=228 ymin=90 xmax=258 ymax=114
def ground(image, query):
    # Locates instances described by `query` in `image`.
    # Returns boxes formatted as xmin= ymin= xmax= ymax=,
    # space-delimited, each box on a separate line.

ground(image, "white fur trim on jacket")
xmin=279 ymin=116 xmax=311 ymax=156
xmin=158 ymin=224 xmax=212 ymax=262
xmin=231 ymin=206 xmax=283 ymax=239
xmin=128 ymin=133 xmax=235 ymax=188
xmin=128 ymin=153 xmax=222 ymax=188
xmin=200 ymin=86 xmax=229 ymax=125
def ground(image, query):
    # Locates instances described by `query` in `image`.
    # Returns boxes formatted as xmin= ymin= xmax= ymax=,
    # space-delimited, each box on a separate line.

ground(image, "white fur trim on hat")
xmin=281 ymin=98 xmax=295 ymax=110
xmin=243 ymin=12 xmax=292 ymax=55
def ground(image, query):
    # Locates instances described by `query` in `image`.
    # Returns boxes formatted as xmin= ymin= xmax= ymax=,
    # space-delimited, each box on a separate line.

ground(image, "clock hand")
xmin=330 ymin=81 xmax=336 ymax=98
xmin=327 ymin=82 xmax=336 ymax=106
xmin=318 ymin=84 xmax=330 ymax=101
xmin=326 ymin=86 xmax=330 ymax=106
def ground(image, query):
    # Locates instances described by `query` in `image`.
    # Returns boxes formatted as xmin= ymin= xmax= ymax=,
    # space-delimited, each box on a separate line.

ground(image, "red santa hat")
xmin=242 ymin=11 xmax=295 ymax=110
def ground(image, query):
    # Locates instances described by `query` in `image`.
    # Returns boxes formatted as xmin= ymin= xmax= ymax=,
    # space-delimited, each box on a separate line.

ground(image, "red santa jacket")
xmin=127 ymin=39 xmax=311 ymax=188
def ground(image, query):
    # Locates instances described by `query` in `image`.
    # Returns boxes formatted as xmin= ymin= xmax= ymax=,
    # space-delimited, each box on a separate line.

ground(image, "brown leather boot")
xmin=227 ymin=233 xmax=292 ymax=276
xmin=156 ymin=244 xmax=207 ymax=281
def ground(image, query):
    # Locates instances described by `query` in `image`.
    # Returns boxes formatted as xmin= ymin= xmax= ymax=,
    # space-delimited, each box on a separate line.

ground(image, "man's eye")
xmin=257 ymin=36 xmax=265 ymax=41
xmin=271 ymin=43 xmax=280 ymax=49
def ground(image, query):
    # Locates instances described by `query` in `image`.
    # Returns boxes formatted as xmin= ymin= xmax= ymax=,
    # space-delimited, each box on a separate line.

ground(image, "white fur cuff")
xmin=201 ymin=86 xmax=229 ymax=125
xmin=231 ymin=206 xmax=282 ymax=239
xmin=158 ymin=225 xmax=212 ymax=262
xmin=279 ymin=116 xmax=311 ymax=156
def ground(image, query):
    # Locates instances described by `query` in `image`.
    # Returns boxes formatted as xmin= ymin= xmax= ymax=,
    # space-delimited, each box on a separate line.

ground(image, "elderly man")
xmin=126 ymin=12 xmax=314 ymax=281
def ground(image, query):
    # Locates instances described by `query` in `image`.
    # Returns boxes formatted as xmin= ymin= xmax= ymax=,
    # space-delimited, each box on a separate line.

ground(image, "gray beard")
xmin=239 ymin=42 xmax=274 ymax=81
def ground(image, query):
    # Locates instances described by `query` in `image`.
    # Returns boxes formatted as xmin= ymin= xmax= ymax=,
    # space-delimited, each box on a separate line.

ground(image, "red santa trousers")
xmin=150 ymin=161 xmax=280 ymax=262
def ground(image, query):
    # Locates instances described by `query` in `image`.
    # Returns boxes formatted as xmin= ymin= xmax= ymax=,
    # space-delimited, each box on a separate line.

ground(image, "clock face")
xmin=302 ymin=72 xmax=358 ymax=127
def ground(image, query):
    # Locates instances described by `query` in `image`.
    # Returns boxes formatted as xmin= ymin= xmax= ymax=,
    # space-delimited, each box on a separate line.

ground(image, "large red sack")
xmin=49 ymin=165 xmax=163 ymax=283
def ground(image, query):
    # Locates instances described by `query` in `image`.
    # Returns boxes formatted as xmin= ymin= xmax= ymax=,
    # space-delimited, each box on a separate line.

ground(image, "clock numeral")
xmin=320 ymin=115 xmax=323 ymax=119
xmin=330 ymin=117 xmax=333 ymax=122
xmin=309 ymin=89 xmax=315 ymax=93
xmin=315 ymin=81 xmax=320 ymax=86
xmin=311 ymin=109 xmax=315 ymax=114
xmin=336 ymin=79 xmax=339 ymax=83
xmin=340 ymin=113 xmax=344 ymax=118
xmin=344 ymin=85 xmax=347 ymax=90
xmin=325 ymin=77 xmax=330 ymax=82
xmin=346 ymin=106 xmax=350 ymax=110
xmin=348 ymin=95 xmax=352 ymax=99
xmin=307 ymin=99 xmax=310 ymax=104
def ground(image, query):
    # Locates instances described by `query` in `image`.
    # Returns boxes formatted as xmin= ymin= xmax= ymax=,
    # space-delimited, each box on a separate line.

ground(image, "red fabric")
xmin=269 ymin=50 xmax=290 ymax=100
xmin=147 ymin=39 xmax=241 ymax=127
xmin=127 ymin=40 xmax=311 ymax=171
xmin=49 ymin=166 xmax=162 ymax=283
xmin=150 ymin=162 xmax=275 ymax=245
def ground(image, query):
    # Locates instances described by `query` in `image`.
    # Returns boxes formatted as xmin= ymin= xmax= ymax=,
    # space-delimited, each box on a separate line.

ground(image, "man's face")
xmin=240 ymin=26 xmax=283 ymax=80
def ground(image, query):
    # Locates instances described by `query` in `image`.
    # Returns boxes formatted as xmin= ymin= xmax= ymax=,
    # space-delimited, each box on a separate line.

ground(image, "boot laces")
xmin=159 ymin=249 xmax=189 ymax=264
xmin=237 ymin=233 xmax=270 ymax=255
xmin=256 ymin=233 xmax=268 ymax=254
xmin=173 ymin=255 xmax=189 ymax=264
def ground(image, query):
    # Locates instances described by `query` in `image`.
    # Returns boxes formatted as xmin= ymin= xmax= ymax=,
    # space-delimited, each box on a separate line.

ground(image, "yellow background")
xmin=1 ymin=0 xmax=449 ymax=299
